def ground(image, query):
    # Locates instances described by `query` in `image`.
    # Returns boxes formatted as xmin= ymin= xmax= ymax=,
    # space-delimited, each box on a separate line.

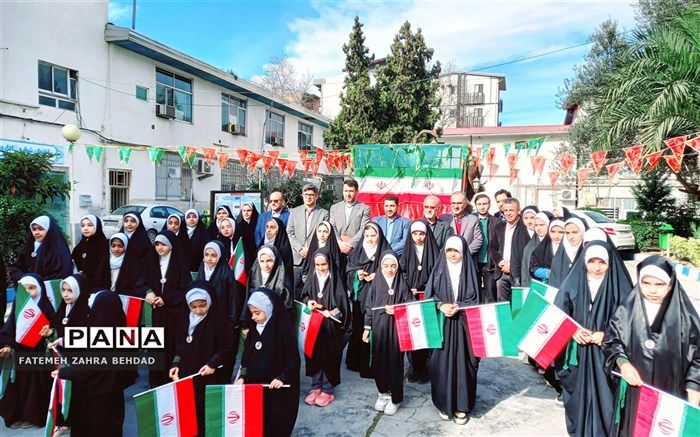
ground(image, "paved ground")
xmin=4 ymin=254 xmax=698 ymax=437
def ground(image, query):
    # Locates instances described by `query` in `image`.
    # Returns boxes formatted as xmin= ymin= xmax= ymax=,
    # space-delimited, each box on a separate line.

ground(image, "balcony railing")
xmin=460 ymin=115 xmax=484 ymax=128
xmin=462 ymin=92 xmax=485 ymax=104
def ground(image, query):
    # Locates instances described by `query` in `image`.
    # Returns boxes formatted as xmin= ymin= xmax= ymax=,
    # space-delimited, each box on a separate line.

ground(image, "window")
xmin=150 ymin=206 xmax=168 ymax=219
xmin=265 ymin=111 xmax=285 ymax=146
xmin=449 ymin=109 xmax=459 ymax=118
xmin=498 ymin=99 xmax=503 ymax=113
xmin=474 ymin=84 xmax=484 ymax=94
xmin=221 ymin=94 xmax=246 ymax=134
xmin=136 ymin=86 xmax=148 ymax=101
xmin=155 ymin=152 xmax=192 ymax=200
xmin=38 ymin=61 xmax=77 ymax=110
xmin=109 ymin=170 xmax=131 ymax=212
xmin=155 ymin=68 xmax=192 ymax=122
xmin=298 ymin=123 xmax=313 ymax=150
xmin=473 ymin=108 xmax=483 ymax=117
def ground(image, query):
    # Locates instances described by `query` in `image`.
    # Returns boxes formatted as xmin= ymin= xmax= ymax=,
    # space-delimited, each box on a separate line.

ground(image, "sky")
xmin=108 ymin=0 xmax=638 ymax=126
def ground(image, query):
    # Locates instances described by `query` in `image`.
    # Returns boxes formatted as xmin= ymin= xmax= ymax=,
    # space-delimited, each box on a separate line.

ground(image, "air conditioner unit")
xmin=156 ymin=104 xmax=175 ymax=118
xmin=168 ymin=166 xmax=181 ymax=179
xmin=560 ymin=189 xmax=575 ymax=200
xmin=226 ymin=123 xmax=237 ymax=134
xmin=195 ymin=159 xmax=213 ymax=175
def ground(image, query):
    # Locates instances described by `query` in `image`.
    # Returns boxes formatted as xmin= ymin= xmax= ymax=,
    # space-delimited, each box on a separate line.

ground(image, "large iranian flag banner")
xmin=634 ymin=384 xmax=700 ymax=437
xmin=295 ymin=302 xmax=323 ymax=358
xmin=393 ymin=301 xmax=443 ymax=352
xmin=353 ymin=144 xmax=469 ymax=219
xmin=134 ymin=377 xmax=197 ymax=437
xmin=14 ymin=283 xmax=50 ymax=347
xmin=205 ymin=385 xmax=263 ymax=437
xmin=463 ymin=303 xmax=518 ymax=357
xmin=529 ymin=280 xmax=559 ymax=303
xmin=511 ymin=291 xmax=578 ymax=368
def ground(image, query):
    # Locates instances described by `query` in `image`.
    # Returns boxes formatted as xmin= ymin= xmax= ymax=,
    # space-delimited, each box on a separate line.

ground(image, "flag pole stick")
xmin=133 ymin=366 xmax=223 ymax=398
xmin=611 ymin=371 xmax=700 ymax=410
xmin=372 ymin=298 xmax=436 ymax=311
xmin=294 ymin=300 xmax=342 ymax=324
xmin=261 ymin=384 xmax=291 ymax=388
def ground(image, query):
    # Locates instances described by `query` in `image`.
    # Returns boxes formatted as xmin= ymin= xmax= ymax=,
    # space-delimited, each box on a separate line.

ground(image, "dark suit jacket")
xmin=488 ymin=218 xmax=531 ymax=284
xmin=439 ymin=213 xmax=483 ymax=255
xmin=254 ymin=208 xmax=290 ymax=246
xmin=420 ymin=218 xmax=454 ymax=249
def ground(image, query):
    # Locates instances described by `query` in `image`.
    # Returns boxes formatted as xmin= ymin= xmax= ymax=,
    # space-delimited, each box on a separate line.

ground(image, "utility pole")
xmin=131 ymin=0 xmax=137 ymax=30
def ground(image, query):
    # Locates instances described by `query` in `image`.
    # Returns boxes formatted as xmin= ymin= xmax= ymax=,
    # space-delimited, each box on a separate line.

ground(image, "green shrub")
xmin=0 ymin=196 xmax=46 ymax=262
xmin=670 ymin=236 xmax=700 ymax=267
xmin=666 ymin=200 xmax=700 ymax=238
xmin=619 ymin=219 xmax=659 ymax=251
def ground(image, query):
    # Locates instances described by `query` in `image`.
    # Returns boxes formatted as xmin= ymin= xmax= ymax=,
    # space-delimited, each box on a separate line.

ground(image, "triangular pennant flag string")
xmin=488 ymin=164 xmax=498 ymax=179
xmin=560 ymin=154 xmax=575 ymax=174
xmin=186 ymin=152 xmax=197 ymax=168
xmin=549 ymin=171 xmax=560 ymax=187
xmin=535 ymin=156 xmax=547 ymax=176
xmin=217 ymin=152 xmax=230 ymax=168
xmin=685 ymin=133 xmax=700 ymax=152
xmin=664 ymin=154 xmax=683 ymax=173
xmin=261 ymin=155 xmax=276 ymax=173
xmin=268 ymin=150 xmax=281 ymax=159
xmin=624 ymin=144 xmax=644 ymax=173
xmin=606 ymin=162 xmax=622 ymax=181
xmin=629 ymin=157 xmax=644 ymax=175
xmin=503 ymin=143 xmax=512 ymax=155
xmin=590 ymin=150 xmax=608 ymax=175
xmin=482 ymin=144 xmax=490 ymax=158
xmin=645 ymin=151 xmax=664 ymax=173
xmin=235 ymin=148 xmax=250 ymax=166
xmin=664 ymin=135 xmax=687 ymax=160
xmin=147 ymin=147 xmax=164 ymax=165
xmin=85 ymin=145 xmax=95 ymax=162
xmin=177 ymin=145 xmax=188 ymax=162
xmin=485 ymin=148 xmax=496 ymax=167
xmin=301 ymin=158 xmax=313 ymax=174
xmin=287 ymin=159 xmax=298 ymax=177
xmin=314 ymin=147 xmax=325 ymax=163
xmin=118 ymin=146 xmax=132 ymax=164
xmin=185 ymin=146 xmax=197 ymax=162
xmin=507 ymin=153 xmax=518 ymax=170
xmin=202 ymin=148 xmax=216 ymax=165
xmin=577 ymin=168 xmax=590 ymax=190
xmin=247 ymin=152 xmax=262 ymax=168
xmin=93 ymin=145 xmax=104 ymax=163
xmin=299 ymin=150 xmax=310 ymax=161
xmin=509 ymin=168 xmax=519 ymax=185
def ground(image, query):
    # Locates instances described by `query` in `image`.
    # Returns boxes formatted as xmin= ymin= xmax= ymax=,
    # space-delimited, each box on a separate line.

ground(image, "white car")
xmin=102 ymin=204 xmax=185 ymax=241
xmin=571 ymin=209 xmax=636 ymax=252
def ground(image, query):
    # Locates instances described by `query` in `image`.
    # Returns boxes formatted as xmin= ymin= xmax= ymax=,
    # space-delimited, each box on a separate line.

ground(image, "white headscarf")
xmin=445 ymin=236 xmax=464 ymax=300
xmin=315 ymin=253 xmax=330 ymax=290
xmin=61 ymin=276 xmax=81 ymax=316
xmin=122 ymin=213 xmax=140 ymax=238
xmin=80 ymin=214 xmax=98 ymax=237
xmin=585 ymin=245 xmax=609 ymax=302
xmin=30 ymin=215 xmax=51 ymax=232
xmin=166 ymin=214 xmax=182 ymax=236
xmin=563 ymin=218 xmax=586 ymax=262
xmin=411 ymin=221 xmax=427 ymax=263
xmin=19 ymin=275 xmax=42 ymax=304
xmin=549 ymin=219 xmax=565 ymax=255
xmin=639 ymin=265 xmax=671 ymax=286
xmin=248 ymin=291 xmax=273 ymax=334
xmin=380 ymin=253 xmax=398 ymax=289
xmin=362 ymin=224 xmax=380 ymax=260
xmin=584 ymin=228 xmax=607 ymax=244
xmin=186 ymin=288 xmax=211 ymax=337
xmin=109 ymin=233 xmax=129 ymax=270
xmin=185 ymin=209 xmax=199 ymax=237
xmin=258 ymin=247 xmax=275 ymax=285
xmin=203 ymin=241 xmax=221 ymax=281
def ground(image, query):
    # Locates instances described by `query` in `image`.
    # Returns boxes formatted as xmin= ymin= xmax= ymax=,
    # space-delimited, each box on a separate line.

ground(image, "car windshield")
xmin=582 ymin=211 xmax=612 ymax=223
xmin=111 ymin=205 xmax=146 ymax=215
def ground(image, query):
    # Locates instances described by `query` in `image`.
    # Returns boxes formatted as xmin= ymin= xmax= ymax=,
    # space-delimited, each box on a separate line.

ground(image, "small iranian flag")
xmin=463 ymin=303 xmax=518 ymax=357
xmin=119 ymin=295 xmax=145 ymax=328
xmin=511 ymin=291 xmax=578 ymax=368
xmin=232 ymin=239 xmax=247 ymax=288
xmin=14 ymin=283 xmax=51 ymax=347
xmin=394 ymin=301 xmax=443 ymax=352
xmin=295 ymin=302 xmax=323 ymax=358
xmin=530 ymin=280 xmax=559 ymax=303
xmin=134 ymin=377 xmax=197 ymax=437
xmin=0 ymin=352 xmax=14 ymax=399
xmin=205 ymin=385 xmax=263 ymax=437
xmin=44 ymin=377 xmax=71 ymax=437
xmin=43 ymin=279 xmax=64 ymax=312
xmin=634 ymin=384 xmax=700 ymax=437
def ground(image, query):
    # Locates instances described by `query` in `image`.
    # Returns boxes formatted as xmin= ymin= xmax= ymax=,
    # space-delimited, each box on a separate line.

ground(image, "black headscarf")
xmin=399 ymin=220 xmax=440 ymax=292
xmin=144 ymin=229 xmax=191 ymax=299
xmin=259 ymin=217 xmax=294 ymax=289
xmin=236 ymin=203 xmax=259 ymax=272
xmin=425 ymin=235 xmax=480 ymax=306
xmin=161 ymin=213 xmax=191 ymax=268
xmin=248 ymin=245 xmax=292 ymax=310
xmin=208 ymin=205 xmax=234 ymax=240
xmin=346 ymin=223 xmax=391 ymax=302
xmin=9 ymin=215 xmax=73 ymax=282
xmin=184 ymin=209 xmax=210 ymax=272
xmin=301 ymin=220 xmax=345 ymax=282
xmin=72 ymin=215 xmax=110 ymax=291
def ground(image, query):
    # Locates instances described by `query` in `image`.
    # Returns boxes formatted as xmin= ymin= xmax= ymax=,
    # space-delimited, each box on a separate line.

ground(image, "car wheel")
xmin=147 ymin=228 xmax=158 ymax=243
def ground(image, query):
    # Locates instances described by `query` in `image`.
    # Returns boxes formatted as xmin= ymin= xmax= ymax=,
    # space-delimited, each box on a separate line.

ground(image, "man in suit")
xmin=329 ymin=178 xmax=371 ymax=255
xmin=488 ymin=197 xmax=531 ymax=302
xmin=439 ymin=191 xmax=482 ymax=257
xmin=287 ymin=184 xmax=330 ymax=298
xmin=254 ymin=191 xmax=290 ymax=246
xmin=420 ymin=195 xmax=454 ymax=249
xmin=473 ymin=193 xmax=501 ymax=303
xmin=373 ymin=194 xmax=410 ymax=256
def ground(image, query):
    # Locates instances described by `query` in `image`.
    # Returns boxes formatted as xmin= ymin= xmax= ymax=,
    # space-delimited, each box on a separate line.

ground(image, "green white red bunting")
xmin=14 ymin=283 xmax=50 ymax=347
xmin=393 ymin=301 xmax=443 ymax=352
xmin=135 ymin=377 xmax=197 ymax=437
xmin=463 ymin=303 xmax=518 ymax=358
xmin=633 ymin=384 xmax=700 ymax=437
xmin=295 ymin=302 xmax=324 ymax=358
xmin=205 ymin=385 xmax=263 ymax=437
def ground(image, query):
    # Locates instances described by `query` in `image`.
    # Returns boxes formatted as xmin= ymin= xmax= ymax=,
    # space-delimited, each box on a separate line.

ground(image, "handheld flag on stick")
xmin=134 ymin=376 xmax=198 ymax=437
xmin=205 ymin=384 xmax=264 ymax=437
xmin=393 ymin=300 xmax=443 ymax=352
xmin=463 ymin=303 xmax=518 ymax=357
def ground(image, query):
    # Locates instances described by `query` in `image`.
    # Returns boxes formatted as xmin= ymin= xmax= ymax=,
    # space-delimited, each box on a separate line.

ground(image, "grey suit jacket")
xmin=421 ymin=218 xmax=454 ymax=249
xmin=286 ymin=204 xmax=330 ymax=265
xmin=439 ymin=213 xmax=483 ymax=255
xmin=329 ymin=201 xmax=371 ymax=248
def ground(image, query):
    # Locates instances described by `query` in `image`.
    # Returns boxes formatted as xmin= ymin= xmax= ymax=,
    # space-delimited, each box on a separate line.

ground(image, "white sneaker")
xmin=384 ymin=401 xmax=400 ymax=416
xmin=374 ymin=393 xmax=391 ymax=411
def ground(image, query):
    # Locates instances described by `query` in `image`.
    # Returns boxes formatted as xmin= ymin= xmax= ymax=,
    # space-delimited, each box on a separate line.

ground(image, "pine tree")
xmin=374 ymin=21 xmax=442 ymax=143
xmin=323 ymin=16 xmax=379 ymax=148
xmin=631 ymin=170 xmax=676 ymax=221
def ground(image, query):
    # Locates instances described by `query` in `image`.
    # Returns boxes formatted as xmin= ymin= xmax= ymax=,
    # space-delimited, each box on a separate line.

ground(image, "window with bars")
xmin=298 ymin=122 xmax=313 ymax=150
xmin=155 ymin=153 xmax=192 ymax=200
xmin=109 ymin=170 xmax=131 ymax=212
xmin=38 ymin=61 xmax=78 ymax=110
xmin=264 ymin=111 xmax=285 ymax=146
xmin=221 ymin=94 xmax=247 ymax=134
xmin=155 ymin=68 xmax=193 ymax=122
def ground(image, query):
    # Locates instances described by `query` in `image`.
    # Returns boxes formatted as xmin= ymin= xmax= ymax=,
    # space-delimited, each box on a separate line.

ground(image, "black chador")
xmin=247 ymin=245 xmax=293 ymax=318
xmin=520 ymin=212 xmax=552 ymax=288
xmin=300 ymin=249 xmax=351 ymax=391
xmin=9 ymin=215 xmax=72 ymax=282
xmin=239 ymin=288 xmax=301 ymax=437
xmin=197 ymin=240 xmax=244 ymax=381
xmin=345 ymin=223 xmax=390 ymax=378
xmin=603 ymin=256 xmax=700 ymax=436
xmin=59 ymin=291 xmax=136 ymax=437
xmin=549 ymin=217 xmax=587 ymax=288
xmin=145 ymin=230 xmax=191 ymax=387
xmin=184 ymin=208 xmax=210 ymax=273
xmin=259 ymin=217 xmax=295 ymax=293
xmin=71 ymin=215 xmax=110 ymax=291
xmin=301 ymin=221 xmax=345 ymax=281
xmin=555 ymin=242 xmax=633 ymax=436
xmin=0 ymin=274 xmax=56 ymax=428
xmin=364 ymin=251 xmax=414 ymax=406
xmin=109 ymin=233 xmax=147 ymax=297
xmin=216 ymin=216 xmax=243 ymax=265
xmin=236 ymin=202 xmax=260 ymax=272
xmin=118 ymin=211 xmax=151 ymax=260
xmin=54 ymin=274 xmax=91 ymax=340
xmin=208 ymin=205 xmax=234 ymax=240
xmin=529 ymin=219 xmax=564 ymax=281
xmin=425 ymin=236 xmax=481 ymax=421
xmin=161 ymin=213 xmax=191 ymax=268
xmin=399 ymin=220 xmax=439 ymax=383
xmin=170 ymin=282 xmax=234 ymax=435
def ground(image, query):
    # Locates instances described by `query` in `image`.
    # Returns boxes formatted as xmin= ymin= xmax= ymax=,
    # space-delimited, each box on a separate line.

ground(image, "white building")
xmin=0 ymin=2 xmax=331 ymax=242
xmin=441 ymin=125 xmax=640 ymax=216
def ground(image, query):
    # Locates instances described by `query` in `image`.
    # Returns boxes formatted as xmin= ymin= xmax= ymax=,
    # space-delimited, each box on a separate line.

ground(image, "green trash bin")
xmin=658 ymin=223 xmax=674 ymax=250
